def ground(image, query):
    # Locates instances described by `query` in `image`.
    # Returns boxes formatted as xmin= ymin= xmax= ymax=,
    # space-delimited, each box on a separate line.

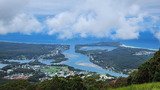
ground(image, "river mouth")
xmin=60 ymin=45 xmax=127 ymax=77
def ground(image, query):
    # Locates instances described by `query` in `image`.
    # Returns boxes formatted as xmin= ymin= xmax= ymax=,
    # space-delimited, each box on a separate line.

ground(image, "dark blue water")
xmin=121 ymin=31 xmax=159 ymax=49
xmin=0 ymin=31 xmax=158 ymax=49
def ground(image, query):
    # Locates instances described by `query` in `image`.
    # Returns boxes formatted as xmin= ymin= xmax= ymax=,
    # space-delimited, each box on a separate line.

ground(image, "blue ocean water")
xmin=0 ymin=31 xmax=159 ymax=49
xmin=121 ymin=31 xmax=159 ymax=49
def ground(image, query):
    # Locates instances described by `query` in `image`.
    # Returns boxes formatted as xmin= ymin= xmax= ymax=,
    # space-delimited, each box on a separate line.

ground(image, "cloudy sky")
xmin=0 ymin=0 xmax=160 ymax=40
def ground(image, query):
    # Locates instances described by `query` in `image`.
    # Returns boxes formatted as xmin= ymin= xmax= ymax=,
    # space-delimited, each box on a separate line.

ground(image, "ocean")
xmin=0 ymin=31 xmax=159 ymax=49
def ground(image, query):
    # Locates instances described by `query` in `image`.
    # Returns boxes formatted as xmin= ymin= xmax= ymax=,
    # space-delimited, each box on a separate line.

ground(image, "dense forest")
xmin=128 ymin=50 xmax=160 ymax=84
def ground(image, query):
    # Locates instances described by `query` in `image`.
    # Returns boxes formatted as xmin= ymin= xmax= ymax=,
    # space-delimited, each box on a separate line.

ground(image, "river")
xmin=60 ymin=45 xmax=127 ymax=77
xmin=0 ymin=44 xmax=127 ymax=77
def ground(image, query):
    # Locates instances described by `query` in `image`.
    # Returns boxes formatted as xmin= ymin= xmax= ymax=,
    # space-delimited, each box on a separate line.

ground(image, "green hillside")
xmin=109 ymin=50 xmax=160 ymax=90
xmin=75 ymin=42 xmax=155 ymax=74
xmin=128 ymin=50 xmax=160 ymax=84
xmin=110 ymin=82 xmax=160 ymax=90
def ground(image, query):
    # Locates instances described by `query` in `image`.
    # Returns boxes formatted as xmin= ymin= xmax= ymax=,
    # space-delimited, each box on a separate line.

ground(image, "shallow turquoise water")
xmin=80 ymin=46 xmax=117 ymax=51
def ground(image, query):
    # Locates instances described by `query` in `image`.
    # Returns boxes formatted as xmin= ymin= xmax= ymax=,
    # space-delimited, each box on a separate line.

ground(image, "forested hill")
xmin=0 ymin=42 xmax=69 ymax=62
xmin=128 ymin=50 xmax=160 ymax=84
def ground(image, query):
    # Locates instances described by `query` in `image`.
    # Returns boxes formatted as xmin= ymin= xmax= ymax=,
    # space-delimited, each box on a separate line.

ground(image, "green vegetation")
xmin=0 ymin=80 xmax=30 ymax=90
xmin=108 ymin=50 xmax=160 ymax=90
xmin=109 ymin=82 xmax=160 ymax=90
xmin=0 ymin=42 xmax=69 ymax=62
xmin=128 ymin=50 xmax=160 ymax=84
xmin=0 ymin=75 xmax=109 ymax=90
xmin=41 ymin=66 xmax=68 ymax=74
xmin=3 ymin=76 xmax=160 ymax=90
xmin=75 ymin=43 xmax=154 ymax=74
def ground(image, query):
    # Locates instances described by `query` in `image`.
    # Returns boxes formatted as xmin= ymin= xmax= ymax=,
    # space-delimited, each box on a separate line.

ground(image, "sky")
xmin=0 ymin=0 xmax=160 ymax=47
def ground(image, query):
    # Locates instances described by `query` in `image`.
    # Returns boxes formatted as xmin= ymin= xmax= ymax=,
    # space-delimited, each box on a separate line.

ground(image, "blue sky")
xmin=0 ymin=0 xmax=160 ymax=48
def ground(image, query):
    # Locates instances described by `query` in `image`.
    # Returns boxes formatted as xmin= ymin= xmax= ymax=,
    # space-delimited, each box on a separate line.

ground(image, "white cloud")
xmin=0 ymin=0 xmax=42 ymax=35
xmin=0 ymin=0 xmax=160 ymax=40
xmin=26 ymin=0 xmax=78 ymax=15
xmin=46 ymin=0 xmax=148 ymax=39
xmin=0 ymin=14 xmax=42 ymax=35
xmin=0 ymin=0 xmax=28 ymax=20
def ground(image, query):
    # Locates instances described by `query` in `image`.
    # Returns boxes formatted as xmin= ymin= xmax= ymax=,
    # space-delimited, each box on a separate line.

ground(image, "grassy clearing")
xmin=41 ymin=66 xmax=68 ymax=74
xmin=109 ymin=82 xmax=160 ymax=90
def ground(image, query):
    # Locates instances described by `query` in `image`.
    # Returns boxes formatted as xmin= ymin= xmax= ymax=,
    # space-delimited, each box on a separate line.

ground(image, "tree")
xmin=0 ymin=80 xmax=30 ymax=90
xmin=128 ymin=51 xmax=160 ymax=84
